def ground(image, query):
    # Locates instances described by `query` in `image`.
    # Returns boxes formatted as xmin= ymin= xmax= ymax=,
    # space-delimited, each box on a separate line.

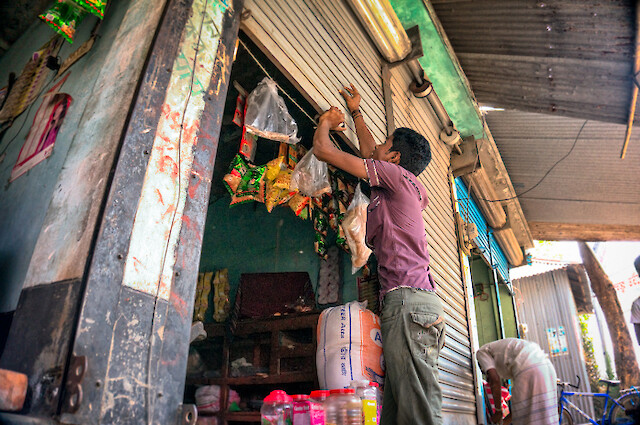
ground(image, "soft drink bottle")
xmin=261 ymin=390 xmax=293 ymax=425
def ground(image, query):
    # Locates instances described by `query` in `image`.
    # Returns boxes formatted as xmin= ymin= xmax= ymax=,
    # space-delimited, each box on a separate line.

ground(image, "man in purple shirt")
xmin=313 ymin=85 xmax=445 ymax=425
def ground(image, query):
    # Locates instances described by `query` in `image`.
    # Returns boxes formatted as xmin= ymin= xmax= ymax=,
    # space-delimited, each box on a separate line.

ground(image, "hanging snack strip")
xmin=212 ymin=269 xmax=230 ymax=323
xmin=193 ymin=271 xmax=213 ymax=322
xmin=70 ymin=0 xmax=107 ymax=18
xmin=223 ymin=154 xmax=266 ymax=206
xmin=39 ymin=1 xmax=88 ymax=43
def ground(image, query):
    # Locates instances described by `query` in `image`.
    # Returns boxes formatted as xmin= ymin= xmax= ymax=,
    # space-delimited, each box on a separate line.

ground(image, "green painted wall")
xmin=389 ymin=0 xmax=484 ymax=139
xmin=0 ymin=0 xmax=132 ymax=312
xmin=198 ymin=197 xmax=359 ymax=321
xmin=471 ymin=255 xmax=519 ymax=346
xmin=471 ymin=256 xmax=499 ymax=347
xmin=500 ymin=286 xmax=518 ymax=339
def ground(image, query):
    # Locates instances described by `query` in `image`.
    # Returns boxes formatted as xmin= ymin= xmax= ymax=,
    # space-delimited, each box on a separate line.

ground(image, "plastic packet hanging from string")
xmin=244 ymin=77 xmax=300 ymax=144
xmin=343 ymin=183 xmax=372 ymax=274
xmin=39 ymin=1 xmax=87 ymax=43
xmin=290 ymin=148 xmax=331 ymax=197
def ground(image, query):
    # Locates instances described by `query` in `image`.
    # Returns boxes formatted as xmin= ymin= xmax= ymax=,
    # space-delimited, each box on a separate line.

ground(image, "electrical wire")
xmin=459 ymin=119 xmax=589 ymax=204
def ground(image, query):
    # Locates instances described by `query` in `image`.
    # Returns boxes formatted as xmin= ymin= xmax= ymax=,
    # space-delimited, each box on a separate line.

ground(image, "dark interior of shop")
xmin=182 ymin=31 xmax=365 ymax=423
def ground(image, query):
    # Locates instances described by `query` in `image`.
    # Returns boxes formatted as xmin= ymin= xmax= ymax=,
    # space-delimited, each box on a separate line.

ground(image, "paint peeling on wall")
xmin=122 ymin=0 xmax=228 ymax=300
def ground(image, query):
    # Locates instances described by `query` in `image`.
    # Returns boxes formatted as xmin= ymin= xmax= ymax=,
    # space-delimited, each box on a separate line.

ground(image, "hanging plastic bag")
xmin=244 ymin=77 xmax=300 ymax=144
xmin=342 ymin=183 xmax=372 ymax=274
xmin=290 ymin=148 xmax=331 ymax=197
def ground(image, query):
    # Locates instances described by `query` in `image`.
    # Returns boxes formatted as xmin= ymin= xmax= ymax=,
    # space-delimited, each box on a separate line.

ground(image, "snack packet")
xmin=290 ymin=148 xmax=331 ymax=197
xmin=343 ymin=183 xmax=372 ymax=273
xmin=244 ymin=77 xmax=299 ymax=144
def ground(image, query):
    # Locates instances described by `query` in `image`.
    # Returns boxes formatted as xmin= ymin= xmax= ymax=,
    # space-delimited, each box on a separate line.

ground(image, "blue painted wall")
xmin=198 ymin=197 xmax=359 ymax=319
xmin=455 ymin=178 xmax=509 ymax=283
xmin=0 ymin=0 xmax=131 ymax=312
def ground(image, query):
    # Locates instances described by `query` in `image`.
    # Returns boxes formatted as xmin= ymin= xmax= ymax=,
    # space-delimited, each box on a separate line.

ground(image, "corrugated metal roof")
xmin=510 ymin=259 xmax=573 ymax=280
xmin=429 ymin=0 xmax=635 ymax=125
xmin=514 ymin=268 xmax=595 ymax=417
xmin=484 ymin=109 xmax=640 ymax=227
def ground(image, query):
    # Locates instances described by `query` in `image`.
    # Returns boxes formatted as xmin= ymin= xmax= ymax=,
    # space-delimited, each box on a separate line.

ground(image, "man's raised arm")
xmin=340 ymin=84 xmax=376 ymax=159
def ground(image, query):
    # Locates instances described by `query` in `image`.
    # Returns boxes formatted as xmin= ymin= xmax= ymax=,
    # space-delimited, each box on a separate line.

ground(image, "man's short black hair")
xmin=390 ymin=127 xmax=431 ymax=176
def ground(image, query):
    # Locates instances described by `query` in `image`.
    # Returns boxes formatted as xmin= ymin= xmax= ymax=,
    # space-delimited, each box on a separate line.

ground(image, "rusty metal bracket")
xmin=62 ymin=355 xmax=87 ymax=414
xmin=179 ymin=404 xmax=198 ymax=425
xmin=381 ymin=25 xmax=424 ymax=136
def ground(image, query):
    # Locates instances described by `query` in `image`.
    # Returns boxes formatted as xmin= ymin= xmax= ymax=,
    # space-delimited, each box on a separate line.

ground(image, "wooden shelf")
xmin=226 ymin=411 xmax=261 ymax=421
xmin=189 ymin=313 xmax=320 ymax=425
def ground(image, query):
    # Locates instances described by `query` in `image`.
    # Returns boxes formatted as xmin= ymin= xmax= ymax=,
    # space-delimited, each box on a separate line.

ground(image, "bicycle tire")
xmin=609 ymin=392 xmax=640 ymax=425
xmin=559 ymin=405 xmax=574 ymax=425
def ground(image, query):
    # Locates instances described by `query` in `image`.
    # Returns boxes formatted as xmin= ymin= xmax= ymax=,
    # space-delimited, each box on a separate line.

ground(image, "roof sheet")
xmin=484 ymin=109 xmax=640 ymax=227
xmin=429 ymin=0 xmax=635 ymax=124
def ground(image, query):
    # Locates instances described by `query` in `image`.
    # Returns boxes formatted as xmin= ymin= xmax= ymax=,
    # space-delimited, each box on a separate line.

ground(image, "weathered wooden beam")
xmin=529 ymin=222 xmax=640 ymax=241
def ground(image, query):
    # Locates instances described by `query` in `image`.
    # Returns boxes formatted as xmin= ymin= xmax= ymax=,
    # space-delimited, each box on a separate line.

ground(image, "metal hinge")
xmin=61 ymin=355 xmax=87 ymax=414
xmin=178 ymin=404 xmax=197 ymax=425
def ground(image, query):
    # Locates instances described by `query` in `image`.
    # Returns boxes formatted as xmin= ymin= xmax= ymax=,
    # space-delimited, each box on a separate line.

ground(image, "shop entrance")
xmin=181 ymin=32 xmax=363 ymax=424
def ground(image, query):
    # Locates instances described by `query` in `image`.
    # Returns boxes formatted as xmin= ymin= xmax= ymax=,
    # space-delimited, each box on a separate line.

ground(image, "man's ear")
xmin=390 ymin=151 xmax=401 ymax=164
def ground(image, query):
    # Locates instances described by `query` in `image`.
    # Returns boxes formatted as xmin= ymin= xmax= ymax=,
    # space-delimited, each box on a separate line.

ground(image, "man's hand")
xmin=340 ymin=84 xmax=361 ymax=113
xmin=491 ymin=410 xmax=503 ymax=424
xmin=318 ymin=106 xmax=346 ymax=131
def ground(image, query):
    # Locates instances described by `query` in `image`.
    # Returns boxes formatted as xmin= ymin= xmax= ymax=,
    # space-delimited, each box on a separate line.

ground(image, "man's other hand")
xmin=340 ymin=84 xmax=361 ymax=113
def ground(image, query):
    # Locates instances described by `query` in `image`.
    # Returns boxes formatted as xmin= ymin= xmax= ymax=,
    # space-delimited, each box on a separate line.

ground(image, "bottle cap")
xmin=329 ymin=388 xmax=355 ymax=395
xmin=310 ymin=390 xmax=330 ymax=399
xmin=350 ymin=379 xmax=370 ymax=388
xmin=264 ymin=390 xmax=293 ymax=403
xmin=369 ymin=381 xmax=380 ymax=387
xmin=292 ymin=394 xmax=309 ymax=401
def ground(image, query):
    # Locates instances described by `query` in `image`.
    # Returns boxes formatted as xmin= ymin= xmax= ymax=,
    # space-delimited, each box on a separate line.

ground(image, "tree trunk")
xmin=579 ymin=242 xmax=640 ymax=387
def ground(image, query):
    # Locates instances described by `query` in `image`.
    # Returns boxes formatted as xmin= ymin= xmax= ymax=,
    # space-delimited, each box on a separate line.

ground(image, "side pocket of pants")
xmin=409 ymin=313 xmax=444 ymax=367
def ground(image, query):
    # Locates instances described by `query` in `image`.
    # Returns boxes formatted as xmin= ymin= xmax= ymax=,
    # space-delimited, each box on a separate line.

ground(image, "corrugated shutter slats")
xmin=242 ymin=2 xmax=475 ymax=422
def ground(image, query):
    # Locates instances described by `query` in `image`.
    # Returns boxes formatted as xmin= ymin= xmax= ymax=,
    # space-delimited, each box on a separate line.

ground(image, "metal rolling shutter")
xmin=242 ymin=1 xmax=476 ymax=422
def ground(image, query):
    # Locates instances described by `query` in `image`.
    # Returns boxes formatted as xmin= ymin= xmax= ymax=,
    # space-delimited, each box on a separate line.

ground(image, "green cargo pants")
xmin=380 ymin=288 xmax=446 ymax=425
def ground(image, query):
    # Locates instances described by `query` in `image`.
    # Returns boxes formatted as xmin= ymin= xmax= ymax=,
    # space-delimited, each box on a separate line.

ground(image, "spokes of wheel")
xmin=559 ymin=406 xmax=574 ymax=425
xmin=609 ymin=392 xmax=640 ymax=425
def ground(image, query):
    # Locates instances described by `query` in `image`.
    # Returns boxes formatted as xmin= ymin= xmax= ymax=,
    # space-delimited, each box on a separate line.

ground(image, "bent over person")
xmin=477 ymin=338 xmax=559 ymax=424
xmin=313 ymin=84 xmax=445 ymax=425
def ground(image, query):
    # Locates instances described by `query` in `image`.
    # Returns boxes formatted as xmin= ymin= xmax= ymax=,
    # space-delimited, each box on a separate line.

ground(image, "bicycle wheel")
xmin=559 ymin=405 xmax=574 ymax=425
xmin=609 ymin=392 xmax=640 ymax=425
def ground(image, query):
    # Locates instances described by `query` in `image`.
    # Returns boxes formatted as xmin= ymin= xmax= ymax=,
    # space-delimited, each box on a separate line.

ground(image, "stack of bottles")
xmin=261 ymin=381 xmax=381 ymax=425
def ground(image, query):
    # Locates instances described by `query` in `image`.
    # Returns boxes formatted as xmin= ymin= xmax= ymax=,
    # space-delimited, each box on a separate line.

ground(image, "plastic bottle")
xmin=292 ymin=394 xmax=310 ymax=425
xmin=369 ymin=382 xmax=382 ymax=425
xmin=324 ymin=390 xmax=342 ymax=425
xmin=326 ymin=389 xmax=361 ymax=425
xmin=350 ymin=381 xmax=375 ymax=425
xmin=261 ymin=390 xmax=293 ymax=425
xmin=344 ymin=389 xmax=363 ymax=425
xmin=309 ymin=390 xmax=329 ymax=425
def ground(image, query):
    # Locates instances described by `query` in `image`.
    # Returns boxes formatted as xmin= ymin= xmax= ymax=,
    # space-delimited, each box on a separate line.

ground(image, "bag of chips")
xmin=265 ymin=169 xmax=296 ymax=212
xmin=290 ymin=148 xmax=331 ymax=198
xmin=223 ymin=154 xmax=266 ymax=206
xmin=244 ymin=77 xmax=299 ymax=144
xmin=70 ymin=0 xmax=107 ymax=18
xmin=343 ymin=183 xmax=372 ymax=274
xmin=39 ymin=0 xmax=87 ymax=43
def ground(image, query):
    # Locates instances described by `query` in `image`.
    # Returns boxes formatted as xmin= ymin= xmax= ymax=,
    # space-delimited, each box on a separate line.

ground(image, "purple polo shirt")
xmin=364 ymin=159 xmax=435 ymax=296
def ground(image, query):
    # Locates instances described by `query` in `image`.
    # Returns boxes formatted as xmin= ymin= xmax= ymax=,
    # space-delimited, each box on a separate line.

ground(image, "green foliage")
xmin=579 ymin=314 xmax=606 ymax=417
